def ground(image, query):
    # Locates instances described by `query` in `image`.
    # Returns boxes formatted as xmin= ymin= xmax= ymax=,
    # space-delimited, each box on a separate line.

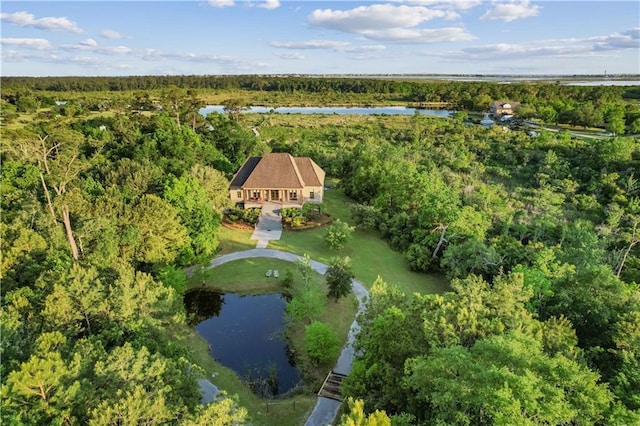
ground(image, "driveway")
xmin=194 ymin=248 xmax=370 ymax=426
xmin=251 ymin=202 xmax=282 ymax=248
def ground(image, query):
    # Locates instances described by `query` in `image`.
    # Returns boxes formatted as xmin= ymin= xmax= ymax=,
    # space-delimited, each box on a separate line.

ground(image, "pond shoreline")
xmin=189 ymin=248 xmax=370 ymax=426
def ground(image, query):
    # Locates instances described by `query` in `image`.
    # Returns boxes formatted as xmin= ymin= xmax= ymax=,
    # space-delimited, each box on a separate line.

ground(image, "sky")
xmin=1 ymin=1 xmax=639 ymax=76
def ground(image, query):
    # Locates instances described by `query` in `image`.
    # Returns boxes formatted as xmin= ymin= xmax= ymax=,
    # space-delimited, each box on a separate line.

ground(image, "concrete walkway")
xmin=250 ymin=202 xmax=282 ymax=248
xmin=194 ymin=248 xmax=370 ymax=426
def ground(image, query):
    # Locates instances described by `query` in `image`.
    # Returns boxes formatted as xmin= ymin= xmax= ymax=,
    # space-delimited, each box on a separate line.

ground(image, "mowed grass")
xmin=215 ymin=225 xmax=255 ymax=255
xmin=183 ymin=257 xmax=357 ymax=425
xmin=188 ymin=258 xmax=296 ymax=293
xmin=270 ymin=188 xmax=449 ymax=294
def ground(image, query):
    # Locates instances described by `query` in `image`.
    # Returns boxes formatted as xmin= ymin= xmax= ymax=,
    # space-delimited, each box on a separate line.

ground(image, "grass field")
xmin=270 ymin=187 xmax=449 ymax=295
xmin=215 ymin=225 xmax=255 ymax=255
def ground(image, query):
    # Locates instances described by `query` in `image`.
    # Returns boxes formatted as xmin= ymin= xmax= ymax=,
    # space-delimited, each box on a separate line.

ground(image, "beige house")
xmin=491 ymin=101 xmax=520 ymax=118
xmin=229 ymin=153 xmax=325 ymax=209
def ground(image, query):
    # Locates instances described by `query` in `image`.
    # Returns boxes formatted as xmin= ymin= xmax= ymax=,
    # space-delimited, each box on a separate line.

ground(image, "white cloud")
xmin=480 ymin=0 xmax=540 ymax=23
xmin=362 ymin=27 xmax=475 ymax=43
xmin=307 ymin=4 xmax=472 ymax=44
xmin=592 ymin=27 xmax=640 ymax=50
xmin=271 ymin=39 xmax=388 ymax=55
xmin=429 ymin=27 xmax=639 ymax=62
xmin=100 ymin=29 xmax=124 ymax=39
xmin=276 ymin=52 xmax=305 ymax=60
xmin=0 ymin=11 xmax=83 ymax=33
xmin=208 ymin=0 xmax=234 ymax=7
xmin=399 ymin=0 xmax=481 ymax=10
xmin=344 ymin=45 xmax=386 ymax=53
xmin=270 ymin=39 xmax=351 ymax=50
xmin=79 ymin=38 xmax=98 ymax=47
xmin=309 ymin=4 xmax=457 ymax=33
xmin=1 ymin=37 xmax=51 ymax=50
xmin=460 ymin=43 xmax=592 ymax=60
xmin=62 ymin=40 xmax=133 ymax=55
xmin=256 ymin=0 xmax=280 ymax=10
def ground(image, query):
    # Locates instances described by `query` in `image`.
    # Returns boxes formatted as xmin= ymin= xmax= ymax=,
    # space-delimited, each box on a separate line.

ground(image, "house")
xmin=229 ymin=153 xmax=325 ymax=209
xmin=491 ymin=101 xmax=520 ymax=119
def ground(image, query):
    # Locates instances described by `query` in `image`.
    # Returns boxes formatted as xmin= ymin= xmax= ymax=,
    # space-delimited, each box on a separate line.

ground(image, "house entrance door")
xmin=270 ymin=190 xmax=279 ymax=201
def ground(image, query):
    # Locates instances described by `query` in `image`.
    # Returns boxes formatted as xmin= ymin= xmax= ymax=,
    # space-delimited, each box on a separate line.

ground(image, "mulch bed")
xmin=222 ymin=214 xmax=333 ymax=232
xmin=221 ymin=218 xmax=255 ymax=231
xmin=283 ymin=214 xmax=332 ymax=231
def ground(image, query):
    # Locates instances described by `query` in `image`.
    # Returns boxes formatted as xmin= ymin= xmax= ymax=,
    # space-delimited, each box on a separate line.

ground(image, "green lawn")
xmin=270 ymin=188 xmax=449 ymax=295
xmin=215 ymin=225 xmax=255 ymax=255
xmin=188 ymin=258 xmax=298 ymax=293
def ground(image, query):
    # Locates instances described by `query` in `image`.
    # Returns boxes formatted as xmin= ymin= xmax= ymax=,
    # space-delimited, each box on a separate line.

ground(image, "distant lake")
xmin=184 ymin=290 xmax=300 ymax=398
xmin=200 ymin=105 xmax=454 ymax=117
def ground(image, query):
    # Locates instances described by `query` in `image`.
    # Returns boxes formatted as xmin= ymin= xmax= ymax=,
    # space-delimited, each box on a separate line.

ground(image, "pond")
xmin=199 ymin=105 xmax=454 ymax=117
xmin=184 ymin=289 xmax=300 ymax=398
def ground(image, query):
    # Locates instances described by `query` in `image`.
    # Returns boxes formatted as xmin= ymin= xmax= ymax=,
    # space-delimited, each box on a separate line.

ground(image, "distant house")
xmin=229 ymin=153 xmax=325 ymax=209
xmin=491 ymin=101 xmax=520 ymax=119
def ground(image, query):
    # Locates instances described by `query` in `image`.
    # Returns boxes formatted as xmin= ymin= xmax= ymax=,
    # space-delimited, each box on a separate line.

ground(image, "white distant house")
xmin=491 ymin=101 xmax=520 ymax=120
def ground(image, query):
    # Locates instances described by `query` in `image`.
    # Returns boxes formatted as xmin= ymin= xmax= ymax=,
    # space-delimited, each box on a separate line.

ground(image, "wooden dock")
xmin=318 ymin=371 xmax=347 ymax=402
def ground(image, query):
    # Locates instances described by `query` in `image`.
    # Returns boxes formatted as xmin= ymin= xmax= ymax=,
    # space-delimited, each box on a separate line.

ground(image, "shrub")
xmin=325 ymin=219 xmax=355 ymax=250
xmin=281 ymin=269 xmax=294 ymax=290
xmin=326 ymin=257 xmax=355 ymax=301
xmin=242 ymin=208 xmax=261 ymax=225
xmin=304 ymin=321 xmax=339 ymax=366
xmin=350 ymin=203 xmax=379 ymax=229
xmin=286 ymin=283 xmax=324 ymax=322
xmin=291 ymin=215 xmax=305 ymax=228
xmin=156 ymin=265 xmax=188 ymax=295
xmin=281 ymin=207 xmax=302 ymax=219
xmin=226 ymin=208 xmax=242 ymax=222
xmin=303 ymin=203 xmax=322 ymax=221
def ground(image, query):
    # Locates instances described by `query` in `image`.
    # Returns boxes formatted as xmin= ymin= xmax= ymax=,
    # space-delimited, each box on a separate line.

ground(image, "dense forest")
xmin=1 ymin=78 xmax=639 ymax=424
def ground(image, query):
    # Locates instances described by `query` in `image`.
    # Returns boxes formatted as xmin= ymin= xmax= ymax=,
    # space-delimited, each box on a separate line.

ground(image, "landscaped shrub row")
xmin=225 ymin=207 xmax=262 ymax=226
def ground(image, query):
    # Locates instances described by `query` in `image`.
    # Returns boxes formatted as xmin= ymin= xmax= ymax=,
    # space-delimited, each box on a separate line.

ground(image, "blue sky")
xmin=1 ymin=1 xmax=638 ymax=76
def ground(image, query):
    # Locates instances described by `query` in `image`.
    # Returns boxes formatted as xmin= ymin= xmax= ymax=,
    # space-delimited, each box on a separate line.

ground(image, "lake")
xmin=184 ymin=290 xmax=300 ymax=398
xmin=200 ymin=105 xmax=454 ymax=117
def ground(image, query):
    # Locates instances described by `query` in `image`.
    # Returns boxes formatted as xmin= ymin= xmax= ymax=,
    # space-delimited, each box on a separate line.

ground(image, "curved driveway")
xmin=192 ymin=248 xmax=370 ymax=426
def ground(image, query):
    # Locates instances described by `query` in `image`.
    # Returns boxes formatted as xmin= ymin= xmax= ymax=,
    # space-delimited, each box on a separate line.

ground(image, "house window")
xmin=252 ymin=190 xmax=260 ymax=200
xmin=237 ymin=191 xmax=242 ymax=198
xmin=289 ymin=190 xmax=298 ymax=201
xmin=309 ymin=190 xmax=315 ymax=199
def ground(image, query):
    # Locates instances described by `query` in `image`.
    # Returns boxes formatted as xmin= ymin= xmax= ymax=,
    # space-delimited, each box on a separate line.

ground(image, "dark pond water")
xmin=184 ymin=289 xmax=300 ymax=397
xmin=200 ymin=105 xmax=454 ymax=117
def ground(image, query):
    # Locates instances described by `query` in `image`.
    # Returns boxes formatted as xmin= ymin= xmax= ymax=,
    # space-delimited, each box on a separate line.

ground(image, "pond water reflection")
xmin=184 ymin=290 xmax=300 ymax=397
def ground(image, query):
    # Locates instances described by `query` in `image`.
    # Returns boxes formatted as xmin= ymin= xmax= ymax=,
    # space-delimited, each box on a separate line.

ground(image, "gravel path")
xmin=191 ymin=248 xmax=370 ymax=426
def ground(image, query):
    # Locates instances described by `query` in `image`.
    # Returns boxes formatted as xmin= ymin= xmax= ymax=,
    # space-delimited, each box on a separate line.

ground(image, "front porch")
xmin=242 ymin=188 xmax=304 ymax=209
